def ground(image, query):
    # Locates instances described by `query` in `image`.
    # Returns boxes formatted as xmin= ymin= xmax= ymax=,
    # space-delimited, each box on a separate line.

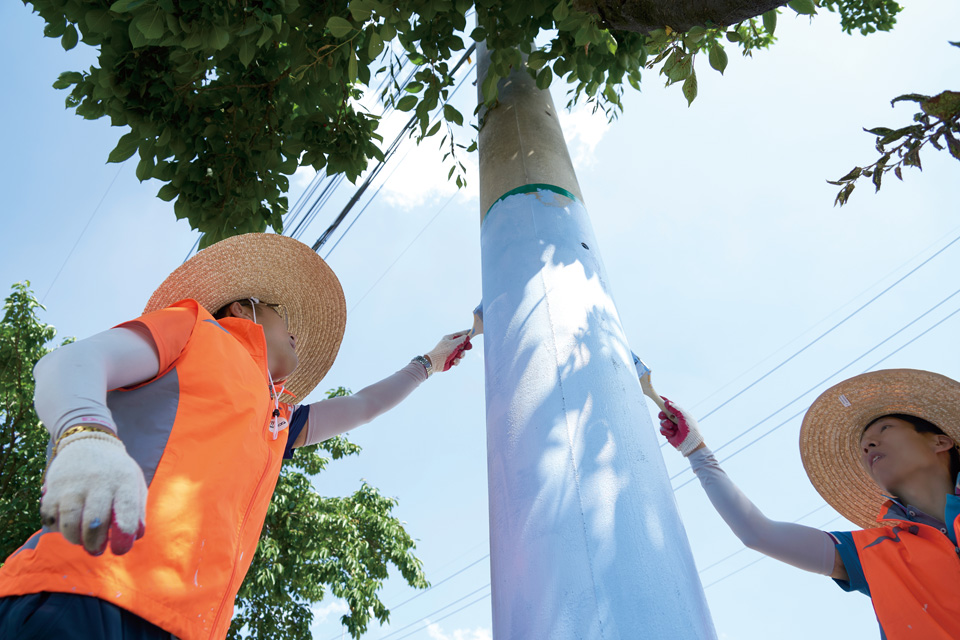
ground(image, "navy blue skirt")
xmin=0 ymin=592 xmax=174 ymax=639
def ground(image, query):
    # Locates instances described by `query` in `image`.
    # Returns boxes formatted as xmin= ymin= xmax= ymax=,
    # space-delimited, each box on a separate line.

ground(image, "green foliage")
xmin=0 ymin=283 xmax=62 ymax=563
xmin=821 ymin=0 xmax=901 ymax=35
xmin=26 ymin=0 xmax=905 ymax=241
xmin=228 ymin=386 xmax=428 ymax=640
xmin=829 ymin=83 xmax=960 ymax=206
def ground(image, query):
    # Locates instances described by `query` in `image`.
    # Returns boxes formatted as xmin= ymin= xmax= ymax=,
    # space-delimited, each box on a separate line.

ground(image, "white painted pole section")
xmin=478 ymin=43 xmax=716 ymax=639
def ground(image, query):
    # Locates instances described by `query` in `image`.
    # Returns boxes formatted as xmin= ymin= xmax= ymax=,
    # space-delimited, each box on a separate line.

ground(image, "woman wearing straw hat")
xmin=0 ymin=233 xmax=472 ymax=640
xmin=657 ymin=369 xmax=960 ymax=639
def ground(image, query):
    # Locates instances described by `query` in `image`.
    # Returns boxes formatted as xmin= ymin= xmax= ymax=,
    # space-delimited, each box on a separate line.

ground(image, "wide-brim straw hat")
xmin=800 ymin=369 xmax=960 ymax=529
xmin=144 ymin=233 xmax=346 ymax=402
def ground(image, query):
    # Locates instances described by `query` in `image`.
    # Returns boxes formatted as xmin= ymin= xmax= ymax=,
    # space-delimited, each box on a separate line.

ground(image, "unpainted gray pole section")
xmin=476 ymin=40 xmax=717 ymax=639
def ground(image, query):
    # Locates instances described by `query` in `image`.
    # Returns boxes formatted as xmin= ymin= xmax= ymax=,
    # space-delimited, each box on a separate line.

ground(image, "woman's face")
xmin=228 ymin=301 xmax=298 ymax=381
xmin=859 ymin=416 xmax=951 ymax=492
xmin=257 ymin=304 xmax=298 ymax=381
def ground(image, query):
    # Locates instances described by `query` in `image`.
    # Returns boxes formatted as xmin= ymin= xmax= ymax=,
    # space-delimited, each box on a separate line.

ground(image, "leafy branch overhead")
xmin=829 ymin=44 xmax=960 ymax=207
xmin=31 ymin=0 xmax=901 ymax=243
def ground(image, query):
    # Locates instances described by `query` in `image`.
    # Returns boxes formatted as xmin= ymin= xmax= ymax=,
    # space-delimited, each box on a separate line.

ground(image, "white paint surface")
xmin=481 ymin=189 xmax=716 ymax=638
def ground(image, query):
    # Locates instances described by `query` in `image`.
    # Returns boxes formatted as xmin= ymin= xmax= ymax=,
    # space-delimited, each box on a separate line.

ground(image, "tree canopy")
xmin=25 ymin=0 xmax=953 ymax=247
xmin=0 ymin=282 xmax=60 ymax=561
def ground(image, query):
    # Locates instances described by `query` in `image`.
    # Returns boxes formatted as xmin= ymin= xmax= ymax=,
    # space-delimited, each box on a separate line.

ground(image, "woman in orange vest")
xmin=0 ymin=233 xmax=473 ymax=640
xmin=657 ymin=369 xmax=960 ymax=639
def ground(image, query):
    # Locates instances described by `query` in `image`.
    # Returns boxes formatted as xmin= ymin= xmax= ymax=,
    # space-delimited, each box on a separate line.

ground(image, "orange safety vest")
xmin=0 ymin=300 xmax=294 ymax=640
xmin=852 ymin=501 xmax=960 ymax=639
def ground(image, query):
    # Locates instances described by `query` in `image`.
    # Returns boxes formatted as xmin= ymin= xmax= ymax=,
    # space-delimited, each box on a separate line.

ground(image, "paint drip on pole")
xmin=476 ymin=40 xmax=717 ymax=638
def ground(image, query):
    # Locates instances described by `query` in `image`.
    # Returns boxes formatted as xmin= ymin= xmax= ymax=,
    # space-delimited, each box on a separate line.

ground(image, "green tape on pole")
xmin=483 ymin=183 xmax=582 ymax=222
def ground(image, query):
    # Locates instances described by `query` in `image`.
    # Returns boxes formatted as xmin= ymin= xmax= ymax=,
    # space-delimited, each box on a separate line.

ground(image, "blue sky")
xmin=3 ymin=2 xmax=960 ymax=639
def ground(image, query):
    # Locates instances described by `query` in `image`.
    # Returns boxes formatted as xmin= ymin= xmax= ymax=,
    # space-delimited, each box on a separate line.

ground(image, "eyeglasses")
xmin=247 ymin=298 xmax=289 ymax=330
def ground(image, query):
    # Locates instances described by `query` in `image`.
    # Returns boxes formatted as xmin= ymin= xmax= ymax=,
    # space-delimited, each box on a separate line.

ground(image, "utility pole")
xmin=476 ymin=41 xmax=717 ymax=639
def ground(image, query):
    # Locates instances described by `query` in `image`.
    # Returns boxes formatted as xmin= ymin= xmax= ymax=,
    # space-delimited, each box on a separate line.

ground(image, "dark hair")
xmin=213 ymin=299 xmax=250 ymax=320
xmin=866 ymin=413 xmax=960 ymax=481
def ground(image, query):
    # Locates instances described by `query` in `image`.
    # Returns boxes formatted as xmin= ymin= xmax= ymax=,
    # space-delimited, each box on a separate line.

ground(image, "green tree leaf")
xmin=788 ymin=0 xmax=817 ymax=16
xmin=443 ymin=104 xmax=463 ymax=126
xmin=133 ymin=10 xmax=165 ymax=40
xmin=395 ymin=95 xmax=417 ymax=112
xmin=60 ymin=24 xmax=78 ymax=50
xmin=107 ymin=132 xmax=139 ymax=163
xmin=326 ymin=16 xmax=354 ymax=39
xmin=682 ymin=70 xmax=698 ymax=106
xmin=536 ymin=66 xmax=553 ymax=90
xmin=708 ymin=43 xmax=728 ymax=75
xmin=762 ymin=9 xmax=777 ymax=34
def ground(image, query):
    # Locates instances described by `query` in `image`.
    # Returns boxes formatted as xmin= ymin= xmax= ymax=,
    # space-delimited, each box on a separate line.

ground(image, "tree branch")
xmin=575 ymin=0 xmax=788 ymax=33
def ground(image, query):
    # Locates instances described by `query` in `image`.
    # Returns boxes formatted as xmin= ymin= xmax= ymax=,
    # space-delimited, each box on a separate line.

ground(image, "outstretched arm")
xmin=659 ymin=399 xmax=847 ymax=580
xmin=293 ymin=331 xmax=471 ymax=448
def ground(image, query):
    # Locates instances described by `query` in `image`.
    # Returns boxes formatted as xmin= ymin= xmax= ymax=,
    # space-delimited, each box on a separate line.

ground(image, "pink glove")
xmin=658 ymin=397 xmax=704 ymax=457
xmin=425 ymin=331 xmax=472 ymax=376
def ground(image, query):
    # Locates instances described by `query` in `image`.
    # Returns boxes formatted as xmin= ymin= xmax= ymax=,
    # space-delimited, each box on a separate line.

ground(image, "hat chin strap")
xmin=249 ymin=298 xmax=288 ymax=440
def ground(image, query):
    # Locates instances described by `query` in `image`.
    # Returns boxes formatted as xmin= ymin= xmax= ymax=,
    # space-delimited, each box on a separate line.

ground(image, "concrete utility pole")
xmin=476 ymin=41 xmax=717 ymax=639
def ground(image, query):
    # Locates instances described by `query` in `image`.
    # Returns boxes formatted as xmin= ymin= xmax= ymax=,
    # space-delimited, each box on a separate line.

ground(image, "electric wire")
xmin=388 ymin=591 xmax=491 ymax=640
xmin=706 ymin=285 xmax=960 ymax=457
xmin=43 ymin=162 xmax=125 ymax=303
xmin=320 ymin=59 xmax=476 ymax=261
xmin=694 ymin=503 xmax=831 ymax=574
xmin=308 ymin=44 xmax=476 ymax=253
xmin=350 ymin=297 xmax=960 ymax=637
xmin=691 ymin=231 xmax=960 ymax=425
xmin=701 ymin=515 xmax=844 ymax=590
xmin=671 ymin=290 xmax=960 ymax=488
xmin=347 ymin=192 xmax=458 ymax=314
xmin=687 ymin=222 xmax=960 ymax=414
xmin=388 ymin=554 xmax=489 ymax=610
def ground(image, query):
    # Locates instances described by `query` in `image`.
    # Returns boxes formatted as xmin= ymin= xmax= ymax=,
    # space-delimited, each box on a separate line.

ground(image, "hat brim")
xmin=144 ymin=233 xmax=346 ymax=402
xmin=800 ymin=369 xmax=960 ymax=529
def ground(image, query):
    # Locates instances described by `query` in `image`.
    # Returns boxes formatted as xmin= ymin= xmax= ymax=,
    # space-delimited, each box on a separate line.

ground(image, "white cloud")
xmin=312 ymin=599 xmax=350 ymax=625
xmin=557 ymin=103 xmax=611 ymax=167
xmin=379 ymin=132 xmax=479 ymax=210
xmin=425 ymin=622 xmax=493 ymax=640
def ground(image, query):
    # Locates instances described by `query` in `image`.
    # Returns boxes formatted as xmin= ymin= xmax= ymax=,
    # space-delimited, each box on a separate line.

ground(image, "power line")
xmin=672 ymin=296 xmax=960 ymax=490
xmin=687 ymin=222 xmax=960 ymax=414
xmin=309 ymin=46 xmax=476 ymax=254
xmin=389 ymin=553 xmax=489 ymax=610
xmin=339 ymin=292 xmax=960 ymax=639
xmin=348 ymin=192 xmax=458 ymax=314
xmin=705 ymin=286 xmax=960 ymax=456
xmin=389 ymin=591 xmax=491 ymax=640
xmin=695 ymin=503 xmax=831 ymax=574
xmin=701 ymin=515 xmax=843 ymax=590
xmin=691 ymin=231 xmax=960 ymax=425
xmin=43 ymin=162 xmax=125 ymax=302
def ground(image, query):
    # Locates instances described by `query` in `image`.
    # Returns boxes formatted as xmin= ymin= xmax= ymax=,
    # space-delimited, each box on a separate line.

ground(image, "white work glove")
xmin=657 ymin=398 xmax=705 ymax=457
xmin=424 ymin=330 xmax=472 ymax=376
xmin=41 ymin=429 xmax=147 ymax=556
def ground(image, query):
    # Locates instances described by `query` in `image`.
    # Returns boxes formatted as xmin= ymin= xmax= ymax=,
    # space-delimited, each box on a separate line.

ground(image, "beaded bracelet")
xmin=42 ymin=425 xmax=120 ymax=485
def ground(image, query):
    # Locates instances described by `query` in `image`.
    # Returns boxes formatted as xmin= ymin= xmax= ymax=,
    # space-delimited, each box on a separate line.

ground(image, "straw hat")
xmin=145 ymin=233 xmax=346 ymax=402
xmin=800 ymin=369 xmax=960 ymax=529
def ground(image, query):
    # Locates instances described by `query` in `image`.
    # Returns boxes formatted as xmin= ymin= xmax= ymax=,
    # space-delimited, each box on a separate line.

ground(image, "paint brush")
xmin=469 ymin=303 xmax=484 ymax=337
xmin=632 ymin=352 xmax=677 ymax=423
